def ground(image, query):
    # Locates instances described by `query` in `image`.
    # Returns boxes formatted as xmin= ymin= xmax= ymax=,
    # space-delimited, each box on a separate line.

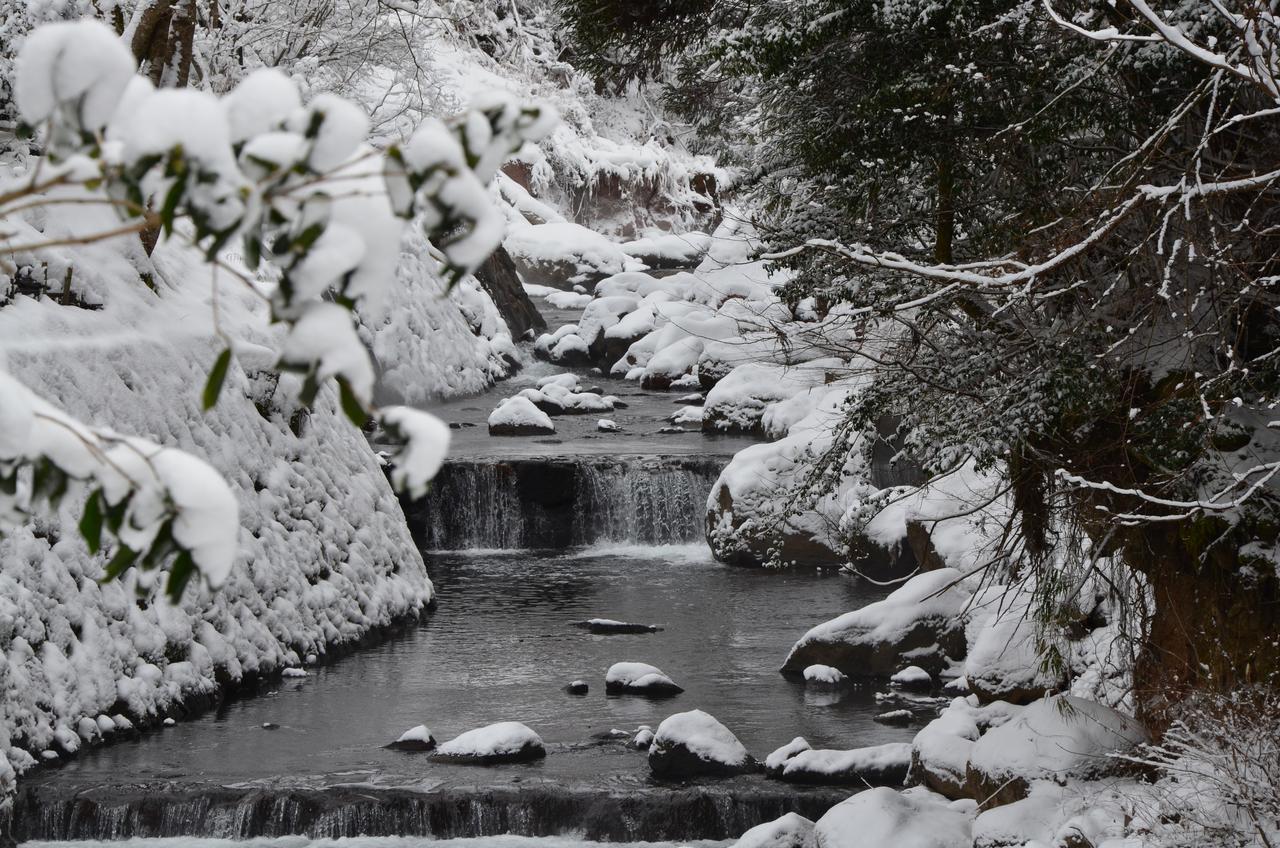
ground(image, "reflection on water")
xmin=31 ymin=546 xmax=906 ymax=794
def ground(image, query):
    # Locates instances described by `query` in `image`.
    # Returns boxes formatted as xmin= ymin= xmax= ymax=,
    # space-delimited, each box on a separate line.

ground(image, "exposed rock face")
xmin=648 ymin=710 xmax=758 ymax=778
xmin=473 ymin=246 xmax=546 ymax=339
xmin=781 ymin=569 xmax=972 ymax=678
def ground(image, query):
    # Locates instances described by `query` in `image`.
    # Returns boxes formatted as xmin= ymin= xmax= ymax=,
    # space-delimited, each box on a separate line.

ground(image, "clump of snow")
xmin=605 ymin=661 xmax=683 ymax=695
xmin=516 ymin=382 xmax=614 ymax=415
xmin=765 ymin=737 xmax=813 ymax=776
xmin=488 ymin=397 xmax=555 ymax=436
xmin=803 ymin=664 xmax=847 ymax=686
xmin=776 ymin=743 xmax=912 ymax=786
xmin=433 ymin=721 xmax=545 ymax=764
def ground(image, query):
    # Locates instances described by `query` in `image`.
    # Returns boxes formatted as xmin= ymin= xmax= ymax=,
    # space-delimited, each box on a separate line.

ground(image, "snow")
xmin=378 ymin=408 xmax=451 ymax=500
xmin=621 ymin=232 xmax=713 ymax=265
xmin=223 ymin=69 xmax=302 ymax=143
xmin=605 ymin=661 xmax=682 ymax=693
xmin=435 ymin=721 xmax=544 ymax=758
xmin=803 ymin=665 xmax=847 ymax=685
xmin=812 ymin=786 xmax=974 ymax=848
xmin=488 ymin=397 xmax=555 ymax=434
xmin=779 ymin=743 xmax=912 ymax=783
xmin=651 ymin=709 xmax=752 ymax=767
xmin=394 ymin=724 xmax=435 ymax=745
xmin=964 ymin=584 xmax=1065 ymax=703
xmin=505 ymin=222 xmax=644 ymax=286
xmin=967 ymin=695 xmax=1149 ymax=787
xmin=15 ymin=20 xmax=135 ymax=131
xmin=891 ymin=666 xmax=934 ymax=689
xmin=597 ymin=419 xmax=620 ymax=432
xmin=730 ymin=812 xmax=814 ymax=848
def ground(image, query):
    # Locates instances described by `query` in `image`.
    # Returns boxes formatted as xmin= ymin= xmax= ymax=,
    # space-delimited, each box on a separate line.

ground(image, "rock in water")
xmin=730 ymin=812 xmax=815 ymax=848
xmin=890 ymin=665 xmax=934 ymax=692
xmin=431 ymin=721 xmax=546 ymax=765
xmin=488 ymin=396 xmax=555 ymax=436
xmin=386 ymin=724 xmax=436 ymax=751
xmin=772 ymin=742 xmax=912 ymax=786
xmin=564 ymin=680 xmax=589 ymax=695
xmin=803 ymin=664 xmax=846 ymax=686
xmin=648 ymin=709 xmax=758 ymax=778
xmin=874 ymin=709 xmax=916 ymax=726
xmin=764 ymin=737 xmax=812 ymax=778
xmin=605 ymin=661 xmax=684 ymax=696
xmin=574 ymin=619 xmax=663 ymax=634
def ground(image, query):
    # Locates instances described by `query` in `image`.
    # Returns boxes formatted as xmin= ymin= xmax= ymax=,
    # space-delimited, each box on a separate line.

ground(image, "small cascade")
xmin=11 ymin=782 xmax=848 ymax=842
xmin=402 ymin=455 xmax=727 ymax=549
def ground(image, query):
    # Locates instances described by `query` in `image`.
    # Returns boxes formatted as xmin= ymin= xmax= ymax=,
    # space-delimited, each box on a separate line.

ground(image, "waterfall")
xmin=401 ymin=455 xmax=727 ymax=550
xmin=12 ymin=782 xmax=848 ymax=842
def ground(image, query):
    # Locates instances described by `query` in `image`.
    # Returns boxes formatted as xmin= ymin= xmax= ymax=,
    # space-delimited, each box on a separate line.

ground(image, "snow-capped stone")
xmin=517 ymin=383 xmax=614 ymax=415
xmin=967 ymin=695 xmax=1149 ymax=805
xmin=281 ymin=667 xmax=308 ymax=678
xmin=781 ymin=569 xmax=972 ymax=677
xmin=875 ymin=709 xmax=916 ymax=726
xmin=964 ymin=586 xmax=1066 ymax=705
xmin=432 ymin=721 xmax=545 ymax=765
xmin=774 ymin=742 xmax=912 ymax=787
xmin=574 ymin=619 xmax=662 ymax=634
xmin=162 ymin=718 xmax=175 ymax=727
xmin=812 ymin=786 xmax=974 ymax=848
xmin=597 ymin=418 xmax=620 ymax=432
xmin=632 ymin=725 xmax=655 ymax=749
xmin=803 ymin=664 xmax=847 ymax=686
xmin=764 ymin=736 xmax=812 ymax=777
xmin=911 ymin=700 xmax=982 ymax=800
xmin=386 ymin=724 xmax=436 ymax=751
xmin=488 ymin=396 xmax=555 ymax=436
xmin=648 ymin=709 xmax=757 ymax=778
xmin=891 ymin=665 xmax=934 ymax=692
xmin=605 ymin=661 xmax=683 ymax=695
xmin=730 ymin=812 xmax=814 ymax=848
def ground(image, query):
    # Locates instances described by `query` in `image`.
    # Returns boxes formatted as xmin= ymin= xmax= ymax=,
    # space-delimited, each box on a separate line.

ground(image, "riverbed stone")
xmin=430 ymin=721 xmax=546 ymax=765
xmin=772 ymin=742 xmax=912 ymax=787
xmin=648 ymin=710 xmax=758 ymax=778
xmin=605 ymin=661 xmax=684 ymax=696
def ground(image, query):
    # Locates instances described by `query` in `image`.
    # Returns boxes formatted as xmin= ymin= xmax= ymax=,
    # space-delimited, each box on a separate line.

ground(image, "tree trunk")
xmin=935 ymin=150 xmax=955 ymax=265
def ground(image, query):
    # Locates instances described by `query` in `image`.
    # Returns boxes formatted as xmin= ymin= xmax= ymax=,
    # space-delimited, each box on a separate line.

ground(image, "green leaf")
xmin=337 ymin=378 xmax=369 ymax=428
xmin=244 ymin=234 xmax=262 ymax=271
xmin=165 ymin=550 xmax=196 ymax=603
xmin=101 ymin=544 xmax=140 ymax=583
xmin=203 ymin=348 xmax=233 ymax=410
xmin=79 ymin=490 xmax=105 ymax=555
xmin=159 ymin=178 xmax=184 ymax=237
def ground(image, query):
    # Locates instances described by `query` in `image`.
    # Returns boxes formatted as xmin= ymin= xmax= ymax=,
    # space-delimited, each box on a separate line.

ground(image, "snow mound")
xmin=730 ymin=811 xmax=814 ymax=848
xmin=967 ymin=695 xmax=1149 ymax=805
xmin=803 ymin=665 xmax=847 ymax=686
xmin=605 ymin=661 xmax=683 ymax=695
xmin=649 ymin=709 xmax=757 ymax=777
xmin=812 ymin=786 xmax=974 ymax=848
xmin=964 ymin=585 xmax=1066 ymax=704
xmin=505 ymin=222 xmax=644 ymax=287
xmin=765 ymin=736 xmax=813 ymax=776
xmin=432 ymin=721 xmax=545 ymax=764
xmin=891 ymin=666 xmax=934 ymax=692
xmin=488 ymin=397 xmax=555 ymax=436
xmin=386 ymin=724 xmax=436 ymax=752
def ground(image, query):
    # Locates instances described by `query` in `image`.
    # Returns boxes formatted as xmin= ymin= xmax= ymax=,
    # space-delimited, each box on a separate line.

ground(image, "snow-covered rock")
xmin=703 ymin=361 xmax=839 ymax=435
xmin=781 ymin=569 xmax=973 ymax=677
xmin=632 ymin=725 xmax=655 ymax=749
xmin=964 ymin=586 xmax=1067 ymax=705
xmin=775 ymin=742 xmax=912 ymax=786
xmin=730 ymin=812 xmax=814 ymax=848
xmin=432 ymin=721 xmax=546 ymax=765
xmin=891 ymin=666 xmax=934 ymax=692
xmin=574 ymin=619 xmax=662 ymax=634
xmin=596 ymin=418 xmax=620 ymax=432
xmin=764 ymin=736 xmax=813 ymax=777
xmin=648 ymin=709 xmax=757 ymax=777
xmin=488 ymin=396 xmax=555 ymax=436
xmin=966 ymin=695 xmax=1148 ymax=805
xmin=564 ymin=680 xmax=589 ymax=695
xmin=811 ymin=786 xmax=975 ymax=848
xmin=386 ymin=724 xmax=436 ymax=751
xmin=505 ymin=222 xmax=643 ymax=288
xmin=803 ymin=664 xmax=847 ymax=686
xmin=620 ymin=231 xmax=712 ymax=270
xmin=516 ymin=383 xmax=614 ymax=415
xmin=604 ymin=661 xmax=683 ymax=695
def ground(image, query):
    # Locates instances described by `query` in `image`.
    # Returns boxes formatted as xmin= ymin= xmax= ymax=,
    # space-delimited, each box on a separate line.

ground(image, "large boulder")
xmin=966 ymin=695 xmax=1149 ymax=806
xmin=781 ymin=569 xmax=972 ymax=677
xmin=730 ymin=812 xmax=814 ymax=848
xmin=648 ymin=709 xmax=758 ymax=778
xmin=505 ymin=222 xmax=642 ymax=289
xmin=431 ymin=721 xmax=546 ymax=765
xmin=774 ymin=742 xmax=912 ymax=787
xmin=811 ymin=787 xmax=975 ymax=848
xmin=605 ymin=661 xmax=684 ymax=696
xmin=488 ymin=396 xmax=555 ymax=436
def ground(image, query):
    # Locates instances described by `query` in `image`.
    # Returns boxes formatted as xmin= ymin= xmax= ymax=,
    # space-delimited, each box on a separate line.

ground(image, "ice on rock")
xmin=803 ymin=664 xmax=846 ymax=686
xmin=432 ymin=721 xmax=546 ymax=764
xmin=730 ymin=811 xmax=815 ymax=848
xmin=604 ymin=661 xmax=684 ymax=695
xmin=488 ymin=396 xmax=555 ymax=436
xmin=386 ymin=724 xmax=436 ymax=752
xmin=812 ymin=786 xmax=974 ymax=848
xmin=649 ymin=709 xmax=757 ymax=778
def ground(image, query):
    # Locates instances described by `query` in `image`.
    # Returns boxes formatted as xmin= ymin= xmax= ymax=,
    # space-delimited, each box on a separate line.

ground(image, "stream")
xmin=13 ymin=304 xmax=910 ymax=846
